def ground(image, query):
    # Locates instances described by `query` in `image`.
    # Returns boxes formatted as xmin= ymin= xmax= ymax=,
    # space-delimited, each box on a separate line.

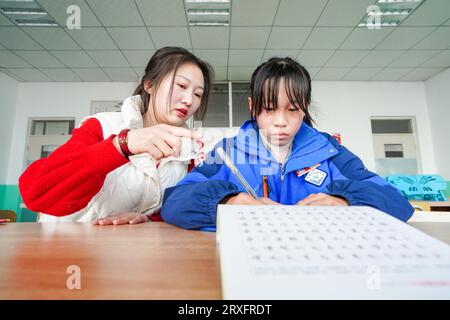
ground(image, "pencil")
xmin=216 ymin=147 xmax=258 ymax=199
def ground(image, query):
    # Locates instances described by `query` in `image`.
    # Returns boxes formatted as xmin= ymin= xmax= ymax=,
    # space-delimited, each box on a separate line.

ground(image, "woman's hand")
xmin=225 ymin=193 xmax=280 ymax=205
xmin=93 ymin=212 xmax=149 ymax=226
xmin=114 ymin=124 xmax=202 ymax=161
xmin=296 ymin=193 xmax=349 ymax=206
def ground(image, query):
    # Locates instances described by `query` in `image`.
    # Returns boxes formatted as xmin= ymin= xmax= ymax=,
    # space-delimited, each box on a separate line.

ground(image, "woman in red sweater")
xmin=19 ymin=47 xmax=213 ymax=225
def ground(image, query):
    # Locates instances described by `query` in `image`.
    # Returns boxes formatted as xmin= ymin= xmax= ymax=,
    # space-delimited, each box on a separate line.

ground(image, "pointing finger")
xmin=168 ymin=126 xmax=203 ymax=139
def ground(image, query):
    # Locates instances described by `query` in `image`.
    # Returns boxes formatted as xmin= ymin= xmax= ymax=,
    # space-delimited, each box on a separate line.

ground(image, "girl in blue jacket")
xmin=161 ymin=57 xmax=414 ymax=230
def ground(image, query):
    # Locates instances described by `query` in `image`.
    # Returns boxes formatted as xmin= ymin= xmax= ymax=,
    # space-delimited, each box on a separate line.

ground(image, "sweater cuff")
xmin=325 ymin=192 xmax=352 ymax=205
xmin=84 ymin=134 xmax=129 ymax=176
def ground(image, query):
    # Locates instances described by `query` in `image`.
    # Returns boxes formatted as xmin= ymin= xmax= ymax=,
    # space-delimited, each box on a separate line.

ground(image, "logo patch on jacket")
xmin=305 ymin=168 xmax=327 ymax=186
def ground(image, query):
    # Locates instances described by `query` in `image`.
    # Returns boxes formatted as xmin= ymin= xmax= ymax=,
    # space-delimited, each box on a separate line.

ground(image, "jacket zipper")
xmin=281 ymin=163 xmax=286 ymax=182
xmin=262 ymin=175 xmax=268 ymax=197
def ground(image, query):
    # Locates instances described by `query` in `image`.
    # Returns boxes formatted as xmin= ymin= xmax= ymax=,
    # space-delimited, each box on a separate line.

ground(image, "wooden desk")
xmin=409 ymin=221 xmax=450 ymax=245
xmin=0 ymin=222 xmax=221 ymax=300
xmin=1 ymin=221 xmax=450 ymax=300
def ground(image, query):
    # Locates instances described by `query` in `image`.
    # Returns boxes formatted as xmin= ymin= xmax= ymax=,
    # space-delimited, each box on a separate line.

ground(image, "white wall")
xmin=6 ymin=82 xmax=136 ymax=184
xmin=425 ymin=68 xmax=450 ymax=180
xmin=311 ymin=81 xmax=436 ymax=175
xmin=6 ymin=80 xmax=438 ymax=184
xmin=0 ymin=72 xmax=18 ymax=184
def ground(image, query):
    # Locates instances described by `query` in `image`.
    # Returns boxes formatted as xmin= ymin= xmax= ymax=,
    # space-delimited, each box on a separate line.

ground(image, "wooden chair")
xmin=410 ymin=201 xmax=431 ymax=212
xmin=0 ymin=210 xmax=17 ymax=222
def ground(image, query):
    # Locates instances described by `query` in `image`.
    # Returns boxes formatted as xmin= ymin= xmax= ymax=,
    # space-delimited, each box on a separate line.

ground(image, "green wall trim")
xmin=444 ymin=181 xmax=450 ymax=198
xmin=0 ymin=184 xmax=21 ymax=216
xmin=0 ymin=184 xmax=37 ymax=222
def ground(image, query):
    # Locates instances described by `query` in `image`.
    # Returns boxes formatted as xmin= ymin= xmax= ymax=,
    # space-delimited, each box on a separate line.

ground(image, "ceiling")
xmin=0 ymin=0 xmax=449 ymax=82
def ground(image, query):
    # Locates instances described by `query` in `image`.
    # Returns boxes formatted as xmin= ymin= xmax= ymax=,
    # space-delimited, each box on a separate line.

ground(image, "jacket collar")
xmin=235 ymin=120 xmax=337 ymax=171
xmin=121 ymin=95 xmax=144 ymax=130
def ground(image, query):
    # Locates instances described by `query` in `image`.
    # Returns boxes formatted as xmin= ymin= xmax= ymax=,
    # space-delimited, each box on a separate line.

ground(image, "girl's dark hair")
xmin=249 ymin=57 xmax=314 ymax=126
xmin=133 ymin=46 xmax=213 ymax=121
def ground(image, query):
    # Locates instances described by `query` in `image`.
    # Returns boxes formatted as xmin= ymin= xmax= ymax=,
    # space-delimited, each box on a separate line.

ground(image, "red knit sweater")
xmin=19 ymin=118 xmax=129 ymax=216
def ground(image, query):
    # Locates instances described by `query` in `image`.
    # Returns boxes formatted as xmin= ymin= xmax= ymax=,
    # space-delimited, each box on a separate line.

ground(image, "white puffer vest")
xmin=38 ymin=95 xmax=202 ymax=222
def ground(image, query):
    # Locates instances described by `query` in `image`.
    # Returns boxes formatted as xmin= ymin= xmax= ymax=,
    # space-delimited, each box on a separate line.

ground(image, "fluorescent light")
xmin=358 ymin=0 xmax=423 ymax=28
xmin=185 ymin=0 xmax=230 ymax=26
xmin=378 ymin=0 xmax=422 ymax=3
xmin=15 ymin=19 xmax=58 ymax=26
xmin=367 ymin=10 xmax=411 ymax=16
xmin=1 ymin=1 xmax=58 ymax=27
xmin=187 ymin=9 xmax=229 ymax=15
xmin=359 ymin=21 xmax=399 ymax=27
xmin=1 ymin=8 xmax=47 ymax=15
xmin=185 ymin=0 xmax=230 ymax=3
xmin=189 ymin=20 xmax=229 ymax=26
xmin=190 ymin=23 xmax=229 ymax=26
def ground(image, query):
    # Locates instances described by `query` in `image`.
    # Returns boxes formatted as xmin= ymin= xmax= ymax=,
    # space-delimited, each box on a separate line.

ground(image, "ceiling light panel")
xmin=0 ymin=0 xmax=57 ymax=26
xmin=358 ymin=0 xmax=425 ymax=28
xmin=185 ymin=0 xmax=230 ymax=26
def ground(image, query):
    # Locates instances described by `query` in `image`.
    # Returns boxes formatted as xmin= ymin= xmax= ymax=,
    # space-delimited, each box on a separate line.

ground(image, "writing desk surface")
xmin=0 ymin=222 xmax=220 ymax=300
xmin=1 ymin=220 xmax=449 ymax=300
xmin=409 ymin=221 xmax=450 ymax=245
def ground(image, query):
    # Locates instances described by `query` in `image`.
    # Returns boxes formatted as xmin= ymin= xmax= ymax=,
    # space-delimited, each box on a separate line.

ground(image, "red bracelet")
xmin=118 ymin=129 xmax=134 ymax=158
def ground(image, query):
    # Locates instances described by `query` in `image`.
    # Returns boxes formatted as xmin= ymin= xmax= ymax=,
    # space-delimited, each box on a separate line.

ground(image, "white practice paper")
xmin=217 ymin=205 xmax=450 ymax=299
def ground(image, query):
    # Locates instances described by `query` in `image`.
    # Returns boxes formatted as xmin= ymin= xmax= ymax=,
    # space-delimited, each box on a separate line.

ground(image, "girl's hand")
xmin=296 ymin=193 xmax=349 ymax=206
xmin=93 ymin=212 xmax=149 ymax=226
xmin=224 ymin=193 xmax=280 ymax=205
xmin=114 ymin=124 xmax=202 ymax=161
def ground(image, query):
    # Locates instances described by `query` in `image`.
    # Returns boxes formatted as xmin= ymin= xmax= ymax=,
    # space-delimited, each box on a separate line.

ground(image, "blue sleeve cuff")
xmin=325 ymin=179 xmax=414 ymax=222
xmin=161 ymin=180 xmax=240 ymax=230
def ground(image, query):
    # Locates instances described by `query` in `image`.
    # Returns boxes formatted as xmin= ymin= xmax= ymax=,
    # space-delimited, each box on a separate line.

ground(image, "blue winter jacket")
xmin=161 ymin=120 xmax=414 ymax=230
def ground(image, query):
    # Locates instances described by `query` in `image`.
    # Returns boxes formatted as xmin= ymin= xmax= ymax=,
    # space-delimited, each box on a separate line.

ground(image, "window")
xmin=384 ymin=144 xmax=404 ymax=158
xmin=232 ymin=82 xmax=251 ymax=127
xmin=31 ymin=120 xmax=74 ymax=135
xmin=25 ymin=118 xmax=76 ymax=169
xmin=371 ymin=117 xmax=420 ymax=177
xmin=371 ymin=119 xmax=412 ymax=134
xmin=203 ymin=83 xmax=229 ymax=127
xmin=201 ymin=81 xmax=251 ymax=128
xmin=40 ymin=145 xmax=58 ymax=158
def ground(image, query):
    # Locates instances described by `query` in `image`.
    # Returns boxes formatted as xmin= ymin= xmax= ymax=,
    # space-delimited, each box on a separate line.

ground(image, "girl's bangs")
xmin=262 ymin=74 xmax=303 ymax=111
xmin=285 ymin=75 xmax=305 ymax=111
xmin=263 ymin=76 xmax=280 ymax=110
